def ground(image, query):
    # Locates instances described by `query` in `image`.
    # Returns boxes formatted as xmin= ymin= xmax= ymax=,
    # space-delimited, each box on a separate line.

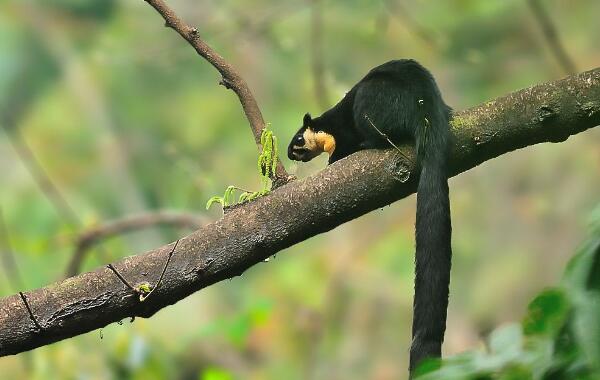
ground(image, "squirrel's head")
xmin=288 ymin=113 xmax=336 ymax=162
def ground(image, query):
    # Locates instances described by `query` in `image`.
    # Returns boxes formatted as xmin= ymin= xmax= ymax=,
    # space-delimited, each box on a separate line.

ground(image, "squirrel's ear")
xmin=303 ymin=113 xmax=312 ymax=126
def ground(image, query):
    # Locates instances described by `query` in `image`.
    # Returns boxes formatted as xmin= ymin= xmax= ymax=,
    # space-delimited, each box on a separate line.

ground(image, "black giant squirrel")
xmin=288 ymin=59 xmax=453 ymax=374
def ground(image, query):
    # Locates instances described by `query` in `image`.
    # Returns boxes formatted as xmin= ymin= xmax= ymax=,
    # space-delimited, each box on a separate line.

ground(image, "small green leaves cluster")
xmin=205 ymin=185 xmax=270 ymax=209
xmin=258 ymin=127 xmax=278 ymax=182
xmin=136 ymin=282 xmax=152 ymax=302
xmin=206 ymin=126 xmax=278 ymax=210
xmin=205 ymin=186 xmax=239 ymax=210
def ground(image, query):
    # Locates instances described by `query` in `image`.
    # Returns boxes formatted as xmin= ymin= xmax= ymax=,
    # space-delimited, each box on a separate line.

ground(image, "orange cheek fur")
xmin=303 ymin=128 xmax=336 ymax=155
xmin=321 ymin=136 xmax=336 ymax=155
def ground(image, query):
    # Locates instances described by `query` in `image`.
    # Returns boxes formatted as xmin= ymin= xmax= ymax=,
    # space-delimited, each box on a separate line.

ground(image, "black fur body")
xmin=288 ymin=59 xmax=453 ymax=373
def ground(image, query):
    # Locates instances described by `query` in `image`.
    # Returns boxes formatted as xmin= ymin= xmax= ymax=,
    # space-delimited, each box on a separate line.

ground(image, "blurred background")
xmin=0 ymin=0 xmax=598 ymax=379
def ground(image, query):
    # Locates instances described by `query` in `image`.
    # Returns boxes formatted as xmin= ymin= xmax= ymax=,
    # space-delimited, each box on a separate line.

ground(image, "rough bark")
xmin=0 ymin=68 xmax=598 ymax=356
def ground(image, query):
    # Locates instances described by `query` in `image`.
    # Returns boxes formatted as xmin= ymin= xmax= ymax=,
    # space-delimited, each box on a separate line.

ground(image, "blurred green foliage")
xmin=416 ymin=206 xmax=600 ymax=379
xmin=0 ymin=0 xmax=598 ymax=379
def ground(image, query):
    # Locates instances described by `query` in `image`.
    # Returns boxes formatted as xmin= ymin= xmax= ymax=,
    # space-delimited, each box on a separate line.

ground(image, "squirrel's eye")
xmin=317 ymin=130 xmax=325 ymax=134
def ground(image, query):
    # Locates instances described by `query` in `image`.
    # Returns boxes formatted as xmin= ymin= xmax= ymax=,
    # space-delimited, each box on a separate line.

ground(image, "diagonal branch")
xmin=527 ymin=0 xmax=577 ymax=75
xmin=0 ymin=207 xmax=25 ymax=292
xmin=143 ymin=0 xmax=291 ymax=184
xmin=384 ymin=0 xmax=440 ymax=49
xmin=2 ymin=128 xmax=80 ymax=228
xmin=310 ymin=0 xmax=330 ymax=109
xmin=0 ymin=68 xmax=599 ymax=357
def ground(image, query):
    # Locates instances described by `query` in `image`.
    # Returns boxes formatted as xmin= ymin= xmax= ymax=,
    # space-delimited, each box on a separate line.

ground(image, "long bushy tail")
xmin=409 ymin=101 xmax=452 ymax=373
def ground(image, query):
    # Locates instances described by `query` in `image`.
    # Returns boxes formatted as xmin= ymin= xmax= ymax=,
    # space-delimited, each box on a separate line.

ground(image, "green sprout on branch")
xmin=206 ymin=126 xmax=279 ymax=210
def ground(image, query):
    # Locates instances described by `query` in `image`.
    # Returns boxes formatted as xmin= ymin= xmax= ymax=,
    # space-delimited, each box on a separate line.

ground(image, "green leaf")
xmin=271 ymin=134 xmax=278 ymax=175
xmin=238 ymin=192 xmax=250 ymax=203
xmin=260 ymin=127 xmax=267 ymax=146
xmin=522 ymin=288 xmax=570 ymax=337
xmin=205 ymin=196 xmax=224 ymax=210
xmin=223 ymin=185 xmax=236 ymax=206
xmin=258 ymin=154 xmax=267 ymax=176
xmin=490 ymin=324 xmax=522 ymax=356
xmin=247 ymin=192 xmax=260 ymax=202
xmin=413 ymin=357 xmax=442 ymax=378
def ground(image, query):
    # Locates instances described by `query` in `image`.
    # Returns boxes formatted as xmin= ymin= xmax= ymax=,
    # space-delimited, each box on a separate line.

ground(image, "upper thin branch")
xmin=310 ymin=0 xmax=329 ymax=109
xmin=0 ymin=207 xmax=25 ymax=292
xmin=0 ymin=68 xmax=599 ymax=357
xmin=143 ymin=0 xmax=291 ymax=184
xmin=384 ymin=0 xmax=440 ymax=49
xmin=527 ymin=0 xmax=577 ymax=75
xmin=2 ymin=128 xmax=81 ymax=228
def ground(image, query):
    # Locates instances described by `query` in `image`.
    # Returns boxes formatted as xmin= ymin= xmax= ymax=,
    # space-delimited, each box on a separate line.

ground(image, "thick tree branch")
xmin=143 ymin=0 xmax=291 ymax=184
xmin=0 ymin=68 xmax=598 ymax=356
xmin=65 ymin=211 xmax=208 ymax=278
